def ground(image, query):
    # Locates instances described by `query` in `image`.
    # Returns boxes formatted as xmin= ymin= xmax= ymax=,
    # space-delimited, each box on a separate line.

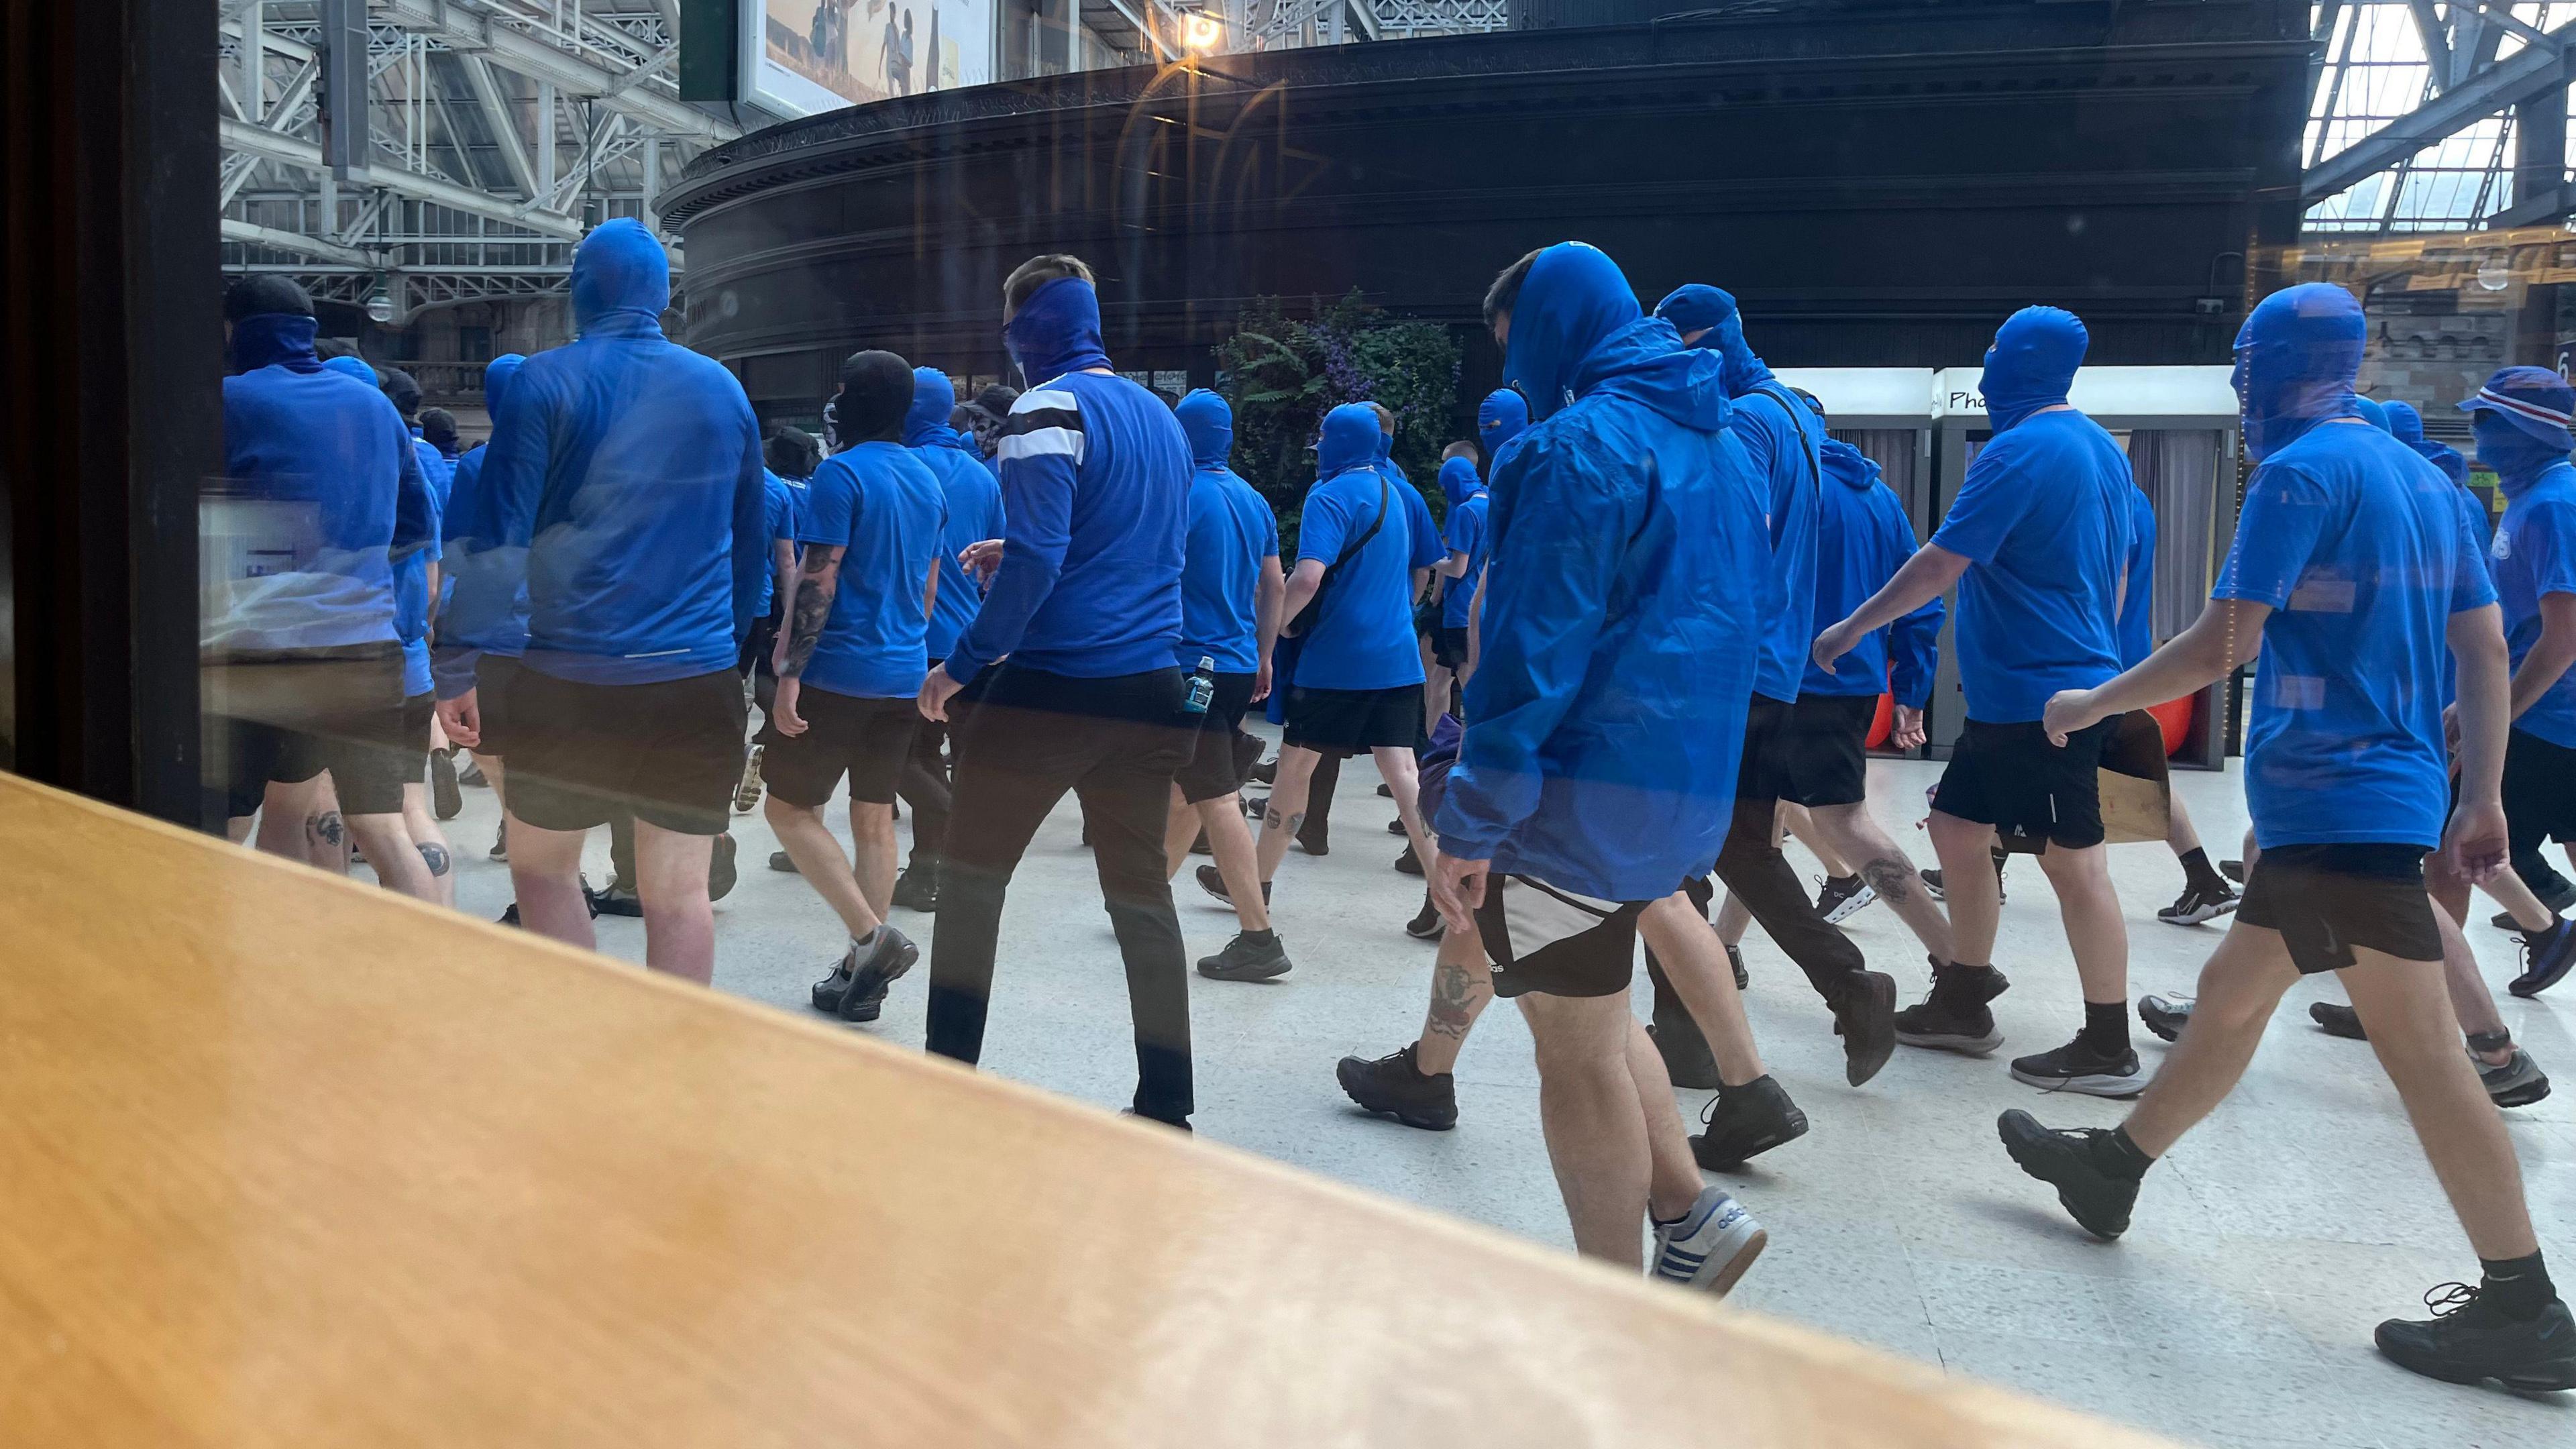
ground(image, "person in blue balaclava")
xmin=1817 ymin=304 xmax=2139 ymax=1095
xmin=211 ymin=276 xmax=439 ymax=903
xmin=431 ymin=350 xmax=527 ymax=873
xmin=915 ymin=254 xmax=1197 ymax=1130
xmin=2004 ymin=282 xmax=2573 ymax=1391
xmin=765 ymin=351 xmax=950 ymax=1022
xmin=1476 ymin=385 xmax=1529 ymax=464
xmin=437 ymin=219 xmax=768 ymax=981
xmin=2353 ymin=394 xmax=2391 ymax=431
xmin=1364 ymin=241 xmax=1792 ymax=1283
xmin=1164 ymin=388 xmax=1291 ymax=983
xmin=860 ymin=366 xmax=1007 ymax=916
xmin=2461 ymin=366 xmax=2576 ymax=998
xmin=1653 ymin=282 xmax=1894 ymax=1093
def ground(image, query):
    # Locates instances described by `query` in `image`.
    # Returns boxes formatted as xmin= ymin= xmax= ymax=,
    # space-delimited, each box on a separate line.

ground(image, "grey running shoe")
xmin=2137 ymin=992 xmax=2194 ymax=1043
xmin=2478 ymin=1048 xmax=2552 ymax=1108
xmin=2008 ymin=1036 xmax=2145 ymax=1098
xmin=837 ymin=926 xmax=920 ymax=1024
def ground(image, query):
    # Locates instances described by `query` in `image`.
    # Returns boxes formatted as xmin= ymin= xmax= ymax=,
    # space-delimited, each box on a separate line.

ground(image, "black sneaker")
xmin=1894 ymin=962 xmax=2008 ymax=1055
xmin=1297 ymin=818 xmax=1330 ymax=856
xmin=1919 ymin=868 xmax=1945 ymax=902
xmin=1727 ymin=943 xmax=1748 ymax=992
xmin=1996 ymin=1109 xmax=2141 ymax=1240
xmin=1691 ymin=1075 xmax=1809 ymax=1169
xmin=1249 ymin=757 xmax=1277 ymax=786
xmin=769 ymin=849 xmax=800 ymax=875
xmin=2156 ymin=879 xmax=2239 ymax=926
xmin=1833 ymin=969 xmax=1899 ymax=1087
xmin=708 ymin=833 xmax=738 ymax=904
xmin=1814 ymin=873 xmax=1874 ymax=924
xmin=457 ymin=756 xmax=488 ymax=788
xmin=2008 ymin=1035 xmax=2145 ymax=1097
xmin=1198 ymin=930 xmax=1292 ymax=981
xmin=1394 ymin=845 xmax=1424 ymax=876
xmin=1195 ymin=863 xmax=1270 ymax=907
xmin=2479 ymin=1047 xmax=2552 ymax=1108
xmin=2137 ymin=992 xmax=2194 ymax=1043
xmin=2311 ymin=1001 xmax=2366 ymax=1040
xmin=1648 ymin=987 xmax=1723 ymax=1091
xmin=1336 ymin=1042 xmax=1457 ymax=1130
xmin=810 ymin=951 xmax=857 ymax=1013
xmin=592 ymin=882 xmax=643 ymax=918
xmin=2508 ymin=917 xmax=2576 ymax=998
xmin=2220 ymin=858 xmax=2246 ymax=885
xmin=498 ymin=902 xmax=521 ymax=927
xmin=890 ymin=867 xmax=938 ymax=913
xmin=1405 ymin=892 xmax=1444 ymax=941
xmin=1375 ymin=782 xmax=1393 ymax=798
xmin=2375 ymin=1283 xmax=2576 ymax=1391
xmin=430 ymin=748 xmax=462 ymax=820
xmin=1387 ymin=818 xmax=1407 ymax=836
xmin=838 ymin=926 xmax=920 ymax=1024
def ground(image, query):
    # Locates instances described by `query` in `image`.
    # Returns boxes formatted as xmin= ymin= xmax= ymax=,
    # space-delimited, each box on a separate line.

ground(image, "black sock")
xmin=2094 ymin=1124 xmax=2155 ymax=1181
xmin=2082 ymin=999 xmax=2130 ymax=1055
xmin=2479 ymin=1251 xmax=2556 ymax=1320
xmin=2179 ymin=847 xmax=2226 ymax=893
xmin=1240 ymin=927 xmax=1275 ymax=943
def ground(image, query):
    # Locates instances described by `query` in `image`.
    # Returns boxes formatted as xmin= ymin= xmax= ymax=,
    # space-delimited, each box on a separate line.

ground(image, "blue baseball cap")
xmin=2459 ymin=364 xmax=2576 ymax=449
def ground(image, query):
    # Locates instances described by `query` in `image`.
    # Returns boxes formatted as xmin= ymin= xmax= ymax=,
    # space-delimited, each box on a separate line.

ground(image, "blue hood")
xmin=2384 ymin=400 xmax=2428 ymax=445
xmin=2353 ymin=395 xmax=2390 ymax=431
xmin=1438 ymin=455 xmax=1481 ymax=506
xmin=1821 ymin=436 xmax=1878 ymax=490
xmin=322 ymin=355 xmax=375 ymax=383
xmin=1982 ymin=306 xmax=2088 ymax=432
xmin=570 ymin=218 xmax=669 ymax=335
xmin=482 ymin=353 xmax=526 ymax=425
xmin=1317 ymin=402 xmax=1382 ymax=479
xmin=1176 ymin=389 xmax=1233 ymax=468
xmin=2473 ymin=409 xmax=2569 ymax=493
xmin=2233 ymin=284 xmax=2365 ymax=462
xmin=1654 ymin=283 xmax=1773 ymax=396
xmin=1503 ymin=243 xmax=1642 ymax=421
xmin=1477 ymin=388 xmax=1528 ymax=455
xmin=231 ymin=312 xmax=322 ymax=374
xmin=1003 ymin=276 xmax=1113 ymax=388
xmin=904 ymin=367 xmax=969 ymax=447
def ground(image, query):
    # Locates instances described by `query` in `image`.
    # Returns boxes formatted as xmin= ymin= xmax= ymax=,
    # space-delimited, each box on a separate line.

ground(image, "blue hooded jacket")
xmin=1442 ymin=242 xmax=1771 ymax=900
xmin=440 ymin=220 xmax=767 ymax=688
xmin=212 ymin=312 xmax=433 ymax=656
xmin=1805 ymin=438 xmax=1941 ymax=706
xmin=905 ymin=366 xmax=1007 ymax=662
xmin=1173 ymin=390 xmax=1279 ymax=674
xmin=1656 ymin=284 xmax=1825 ymax=702
xmin=948 ymin=276 xmax=1188 ymax=682
xmin=433 ymin=353 xmax=527 ymax=696
xmin=1437 ymin=456 xmax=1491 ymax=629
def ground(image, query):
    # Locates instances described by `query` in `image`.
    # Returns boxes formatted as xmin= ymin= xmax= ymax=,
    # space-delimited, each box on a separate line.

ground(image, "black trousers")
xmin=926 ymin=665 xmax=1195 ymax=1123
xmin=1647 ymin=793 xmax=1869 ymax=1014
xmin=897 ymin=718 xmax=952 ymax=877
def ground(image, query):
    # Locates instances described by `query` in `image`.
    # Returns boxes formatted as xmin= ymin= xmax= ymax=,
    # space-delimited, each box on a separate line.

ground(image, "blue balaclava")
xmin=1501 ymin=242 xmax=1642 ymax=421
xmin=2352 ymin=395 xmax=2390 ymax=432
xmin=1476 ymin=387 xmax=1528 ymax=457
xmin=1981 ymin=306 xmax=2088 ymax=433
xmin=1821 ymin=436 xmax=1878 ymax=491
xmin=570 ymin=217 xmax=670 ymax=333
xmin=1438 ymin=455 xmax=1481 ymax=506
xmin=2385 ymin=399 xmax=2428 ymax=445
xmin=321 ymin=354 xmax=376 ymax=384
xmin=230 ymin=311 xmax=321 ymax=374
xmin=481 ymin=353 xmax=526 ymax=431
xmin=1002 ymin=275 xmax=1113 ymax=388
xmin=1316 ymin=401 xmax=1382 ymax=479
xmin=904 ymin=366 xmax=965 ymax=448
xmin=1175 ymin=389 xmax=1233 ymax=470
xmin=1654 ymin=283 xmax=1772 ymax=396
xmin=2233 ymin=284 xmax=2365 ymax=462
xmin=1373 ymin=415 xmax=1396 ymax=462
xmin=2463 ymin=365 xmax=2576 ymax=492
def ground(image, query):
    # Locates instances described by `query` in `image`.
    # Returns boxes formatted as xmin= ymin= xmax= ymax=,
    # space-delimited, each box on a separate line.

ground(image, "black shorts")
xmin=740 ymin=612 xmax=780 ymax=680
xmin=1432 ymin=625 xmax=1471 ymax=670
xmin=401 ymin=690 xmax=436 ymax=756
xmin=2237 ymin=843 xmax=2441 ymax=973
xmin=504 ymin=666 xmax=747 ymax=836
xmin=1779 ymin=694 xmax=1878 ymax=808
xmin=760 ymin=687 xmax=919 ymax=808
xmin=1175 ymin=671 xmax=1260 ymax=804
xmin=471 ymin=652 xmax=523 ymax=757
xmin=1475 ymin=872 xmax=1652 ymax=1000
xmin=1933 ymin=715 xmax=2119 ymax=851
xmin=2504 ymin=729 xmax=2576 ymax=855
xmin=1283 ymin=683 xmax=1418 ymax=756
xmin=203 ymin=644 xmax=412 ymax=818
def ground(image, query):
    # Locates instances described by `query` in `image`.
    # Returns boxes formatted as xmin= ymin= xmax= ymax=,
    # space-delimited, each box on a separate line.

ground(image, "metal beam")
xmin=2302 ymin=27 xmax=2576 ymax=201
xmin=459 ymin=55 xmax=541 ymax=200
xmin=220 ymin=115 xmax=584 ymax=238
xmin=374 ymin=0 xmax=737 ymax=144
xmin=222 ymin=217 xmax=378 ymax=267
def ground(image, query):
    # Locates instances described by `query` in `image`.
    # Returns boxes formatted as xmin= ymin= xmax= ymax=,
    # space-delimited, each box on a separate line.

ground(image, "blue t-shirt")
xmin=1735 ymin=386 xmax=1825 ymax=704
xmin=2118 ymin=484 xmax=2156 ymax=669
xmin=1442 ymin=491 xmax=1490 ymax=629
xmin=2495 ymin=462 xmax=2576 ymax=749
xmin=757 ymin=470 xmax=800 ymax=616
xmin=1395 ymin=473 xmax=1446 ymax=572
xmin=797 ymin=441 xmax=949 ymax=700
xmin=1297 ymin=468 xmax=1427 ymax=690
xmin=2214 ymin=421 xmax=2496 ymax=849
xmin=1178 ymin=465 xmax=1279 ymax=673
xmin=1929 ymin=409 xmax=2133 ymax=722
xmin=915 ymin=441 xmax=1006 ymax=663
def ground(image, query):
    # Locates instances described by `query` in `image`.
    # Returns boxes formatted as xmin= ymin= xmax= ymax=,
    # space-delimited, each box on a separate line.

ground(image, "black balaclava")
xmin=224 ymin=274 xmax=314 ymax=323
xmin=380 ymin=367 xmax=423 ymax=419
xmin=830 ymin=350 xmax=916 ymax=447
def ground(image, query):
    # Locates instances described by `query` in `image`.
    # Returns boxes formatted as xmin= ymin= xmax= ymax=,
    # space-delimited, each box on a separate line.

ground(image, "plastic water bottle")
xmin=1184 ymin=655 xmax=1216 ymax=716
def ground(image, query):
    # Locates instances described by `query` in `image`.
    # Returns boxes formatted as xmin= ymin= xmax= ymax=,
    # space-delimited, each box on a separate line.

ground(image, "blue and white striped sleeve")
xmin=945 ymin=386 xmax=1083 ymax=684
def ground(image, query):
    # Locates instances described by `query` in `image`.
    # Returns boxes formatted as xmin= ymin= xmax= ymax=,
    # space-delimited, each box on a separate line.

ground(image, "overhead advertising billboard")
xmin=749 ymin=0 xmax=995 ymax=117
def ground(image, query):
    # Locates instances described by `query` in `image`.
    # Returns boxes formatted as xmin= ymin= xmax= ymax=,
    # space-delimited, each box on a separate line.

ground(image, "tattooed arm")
xmin=772 ymin=543 xmax=843 ymax=737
